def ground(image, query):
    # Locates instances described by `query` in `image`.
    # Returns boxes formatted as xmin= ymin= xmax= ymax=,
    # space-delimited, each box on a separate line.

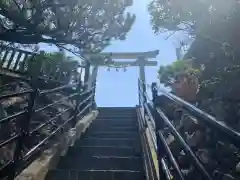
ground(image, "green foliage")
xmin=22 ymin=52 xmax=81 ymax=82
xmin=0 ymin=0 xmax=136 ymax=53
xmin=148 ymin=0 xmax=237 ymax=36
xmin=158 ymin=59 xmax=199 ymax=86
xmin=149 ymin=0 xmax=240 ymax=100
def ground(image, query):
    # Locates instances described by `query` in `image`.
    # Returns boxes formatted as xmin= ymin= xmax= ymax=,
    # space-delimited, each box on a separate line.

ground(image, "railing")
xmin=0 ymin=46 xmax=96 ymax=180
xmin=0 ymin=82 xmax=95 ymax=180
xmin=138 ymin=79 xmax=240 ymax=180
xmin=138 ymin=80 xmax=172 ymax=180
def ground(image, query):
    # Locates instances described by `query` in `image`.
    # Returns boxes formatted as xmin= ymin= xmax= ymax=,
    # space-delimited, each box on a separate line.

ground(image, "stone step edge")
xmin=15 ymin=110 xmax=99 ymax=180
xmin=72 ymin=145 xmax=135 ymax=149
xmin=52 ymin=169 xmax=141 ymax=173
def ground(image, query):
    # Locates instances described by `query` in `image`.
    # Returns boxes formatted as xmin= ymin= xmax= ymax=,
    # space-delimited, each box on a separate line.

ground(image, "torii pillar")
xmin=85 ymin=50 xmax=159 ymax=95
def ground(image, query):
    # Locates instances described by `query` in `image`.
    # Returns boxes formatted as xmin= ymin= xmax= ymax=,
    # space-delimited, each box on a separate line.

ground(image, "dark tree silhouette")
xmin=0 ymin=0 xmax=135 ymax=53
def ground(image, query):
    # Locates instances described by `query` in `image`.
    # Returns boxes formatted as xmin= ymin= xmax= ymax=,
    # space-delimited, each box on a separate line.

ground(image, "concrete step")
xmin=76 ymin=137 xmax=140 ymax=149
xmin=96 ymin=116 xmax=136 ymax=120
xmin=91 ymin=120 xmax=138 ymax=127
xmin=88 ymin=123 xmax=138 ymax=129
xmin=46 ymin=169 xmax=144 ymax=180
xmin=94 ymin=118 xmax=137 ymax=125
xmin=86 ymin=126 xmax=138 ymax=133
xmin=97 ymin=107 xmax=136 ymax=111
xmin=98 ymin=112 xmax=136 ymax=116
xmin=57 ymin=156 xmax=142 ymax=171
xmin=84 ymin=132 xmax=139 ymax=139
xmin=67 ymin=146 xmax=141 ymax=157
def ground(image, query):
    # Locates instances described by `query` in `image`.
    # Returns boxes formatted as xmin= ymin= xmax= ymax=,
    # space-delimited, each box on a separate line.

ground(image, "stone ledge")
xmin=15 ymin=110 xmax=99 ymax=180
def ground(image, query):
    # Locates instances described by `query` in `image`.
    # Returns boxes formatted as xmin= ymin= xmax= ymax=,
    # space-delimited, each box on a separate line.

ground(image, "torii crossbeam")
xmin=85 ymin=50 xmax=159 ymax=60
xmin=85 ymin=50 xmax=159 ymax=91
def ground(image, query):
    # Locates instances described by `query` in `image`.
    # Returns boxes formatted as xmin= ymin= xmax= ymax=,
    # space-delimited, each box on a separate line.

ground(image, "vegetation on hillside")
xmin=22 ymin=51 xmax=82 ymax=82
xmin=149 ymin=0 xmax=240 ymax=101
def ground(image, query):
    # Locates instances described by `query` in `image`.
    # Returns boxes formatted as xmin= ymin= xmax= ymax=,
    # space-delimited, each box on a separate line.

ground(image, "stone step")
xmin=76 ymin=137 xmax=140 ymax=148
xmin=98 ymin=112 xmax=136 ymax=116
xmin=57 ymin=156 xmax=142 ymax=171
xmin=86 ymin=126 xmax=138 ymax=133
xmin=93 ymin=120 xmax=137 ymax=126
xmin=88 ymin=123 xmax=138 ymax=129
xmin=84 ymin=131 xmax=139 ymax=139
xmin=91 ymin=120 xmax=138 ymax=127
xmin=46 ymin=169 xmax=144 ymax=180
xmin=96 ymin=116 xmax=136 ymax=120
xmin=67 ymin=146 xmax=141 ymax=157
xmin=98 ymin=107 xmax=136 ymax=111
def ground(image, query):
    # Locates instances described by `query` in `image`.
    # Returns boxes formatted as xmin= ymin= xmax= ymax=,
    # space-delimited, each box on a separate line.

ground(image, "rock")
xmin=0 ymin=103 xmax=7 ymax=119
xmin=186 ymin=130 xmax=203 ymax=147
xmin=166 ymin=134 xmax=175 ymax=145
xmin=46 ymin=93 xmax=75 ymax=109
xmin=196 ymin=149 xmax=210 ymax=164
xmin=236 ymin=162 xmax=240 ymax=172
xmin=1 ymin=97 xmax=26 ymax=108
xmin=180 ymin=114 xmax=199 ymax=132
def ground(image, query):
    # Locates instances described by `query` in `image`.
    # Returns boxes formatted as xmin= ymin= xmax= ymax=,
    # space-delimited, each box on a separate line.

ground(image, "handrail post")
xmin=151 ymin=82 xmax=168 ymax=180
xmin=72 ymin=79 xmax=82 ymax=126
xmin=84 ymin=60 xmax=90 ymax=87
xmin=90 ymin=81 xmax=96 ymax=111
xmin=8 ymin=51 xmax=43 ymax=180
xmin=138 ymin=80 xmax=141 ymax=106
xmin=143 ymin=85 xmax=147 ymax=103
xmin=138 ymin=79 xmax=147 ymax=117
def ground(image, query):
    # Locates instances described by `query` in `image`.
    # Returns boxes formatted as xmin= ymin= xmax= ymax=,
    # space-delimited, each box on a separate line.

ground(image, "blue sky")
xmin=95 ymin=0 xmax=177 ymax=107
xmin=40 ymin=0 xmax=179 ymax=107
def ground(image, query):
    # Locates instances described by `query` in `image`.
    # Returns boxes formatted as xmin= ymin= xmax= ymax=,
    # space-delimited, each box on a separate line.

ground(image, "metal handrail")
xmin=0 ymin=89 xmax=33 ymax=100
xmin=138 ymin=79 xmax=172 ymax=180
xmin=35 ymin=93 xmax=78 ymax=113
xmin=136 ymin=108 xmax=159 ymax=180
xmin=0 ymin=135 xmax=18 ymax=149
xmin=142 ymin=87 xmax=211 ymax=179
xmin=138 ymin=80 xmax=240 ymax=180
xmin=0 ymin=82 xmax=95 ymax=180
xmin=158 ymin=89 xmax=240 ymax=146
xmin=155 ymin=106 xmax=212 ymax=179
xmin=0 ymin=110 xmax=26 ymax=125
xmin=39 ymin=82 xmax=78 ymax=95
xmin=0 ymin=44 xmax=94 ymax=180
xmin=30 ymin=107 xmax=73 ymax=134
xmin=158 ymin=131 xmax=185 ymax=180
xmin=138 ymin=80 xmax=212 ymax=180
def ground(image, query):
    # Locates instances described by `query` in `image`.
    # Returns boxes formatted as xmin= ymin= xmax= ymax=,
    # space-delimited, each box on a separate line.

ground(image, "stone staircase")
xmin=45 ymin=107 xmax=145 ymax=180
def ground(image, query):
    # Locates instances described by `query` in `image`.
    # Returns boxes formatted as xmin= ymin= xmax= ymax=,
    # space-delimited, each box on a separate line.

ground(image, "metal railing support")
xmin=72 ymin=79 xmax=83 ymax=127
xmin=151 ymin=83 xmax=169 ymax=180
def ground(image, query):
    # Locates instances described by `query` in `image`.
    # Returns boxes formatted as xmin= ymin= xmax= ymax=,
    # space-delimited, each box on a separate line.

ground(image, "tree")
xmin=151 ymin=3 xmax=240 ymax=178
xmin=148 ymin=0 xmax=238 ymax=39
xmin=158 ymin=59 xmax=191 ymax=86
xmin=149 ymin=0 xmax=240 ymax=101
xmin=0 ymin=0 xmax=135 ymax=53
xmin=22 ymin=51 xmax=81 ymax=83
xmin=158 ymin=59 xmax=199 ymax=101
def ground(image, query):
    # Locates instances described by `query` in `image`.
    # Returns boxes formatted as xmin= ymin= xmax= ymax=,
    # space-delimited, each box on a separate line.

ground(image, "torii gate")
xmin=84 ymin=50 xmax=159 ymax=93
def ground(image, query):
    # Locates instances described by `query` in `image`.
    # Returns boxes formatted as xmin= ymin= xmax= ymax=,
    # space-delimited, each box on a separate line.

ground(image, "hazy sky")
xmin=95 ymin=0 xmax=177 ymax=107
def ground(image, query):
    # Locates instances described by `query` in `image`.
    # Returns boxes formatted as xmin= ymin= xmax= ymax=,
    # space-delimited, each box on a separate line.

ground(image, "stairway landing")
xmin=45 ymin=107 xmax=145 ymax=180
